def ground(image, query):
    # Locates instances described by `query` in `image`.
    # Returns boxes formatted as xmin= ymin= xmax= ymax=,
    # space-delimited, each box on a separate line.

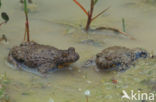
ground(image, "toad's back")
xmin=10 ymin=42 xmax=62 ymax=67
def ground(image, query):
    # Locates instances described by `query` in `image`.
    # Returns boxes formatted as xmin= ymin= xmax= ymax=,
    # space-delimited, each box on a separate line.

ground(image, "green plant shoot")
xmin=122 ymin=18 xmax=126 ymax=32
xmin=24 ymin=0 xmax=28 ymax=13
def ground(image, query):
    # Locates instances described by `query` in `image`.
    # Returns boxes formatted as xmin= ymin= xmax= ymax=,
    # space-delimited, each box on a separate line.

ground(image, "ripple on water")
xmin=5 ymin=60 xmax=68 ymax=77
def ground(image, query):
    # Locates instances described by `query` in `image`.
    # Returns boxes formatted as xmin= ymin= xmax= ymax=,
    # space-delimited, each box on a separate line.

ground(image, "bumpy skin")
xmin=96 ymin=46 xmax=149 ymax=71
xmin=8 ymin=41 xmax=79 ymax=73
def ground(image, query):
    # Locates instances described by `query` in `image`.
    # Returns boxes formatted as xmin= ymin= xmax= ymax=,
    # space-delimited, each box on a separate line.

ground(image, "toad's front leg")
xmin=38 ymin=63 xmax=56 ymax=74
xmin=7 ymin=54 xmax=20 ymax=69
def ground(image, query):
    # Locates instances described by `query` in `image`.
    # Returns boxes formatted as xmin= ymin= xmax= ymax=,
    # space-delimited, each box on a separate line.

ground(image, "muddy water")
xmin=0 ymin=0 xmax=156 ymax=102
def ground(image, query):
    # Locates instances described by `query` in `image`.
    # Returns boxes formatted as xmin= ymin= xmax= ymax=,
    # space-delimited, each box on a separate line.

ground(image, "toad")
xmin=7 ymin=41 xmax=79 ymax=74
xmin=84 ymin=46 xmax=150 ymax=71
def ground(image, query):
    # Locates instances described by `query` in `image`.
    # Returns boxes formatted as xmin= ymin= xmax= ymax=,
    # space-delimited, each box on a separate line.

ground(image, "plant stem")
xmin=73 ymin=0 xmax=135 ymax=39
xmin=24 ymin=0 xmax=30 ymax=42
xmin=86 ymin=96 xmax=88 ymax=102
xmin=73 ymin=0 xmax=109 ymax=32
xmin=73 ymin=0 xmax=88 ymax=16
xmin=85 ymin=0 xmax=94 ymax=31
xmin=122 ymin=18 xmax=126 ymax=32
xmin=24 ymin=25 xmax=26 ymax=41
xmin=92 ymin=6 xmax=110 ymax=21
xmin=25 ymin=13 xmax=30 ymax=42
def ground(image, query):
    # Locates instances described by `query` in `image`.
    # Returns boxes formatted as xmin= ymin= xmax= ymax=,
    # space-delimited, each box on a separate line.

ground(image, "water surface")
xmin=0 ymin=0 xmax=156 ymax=102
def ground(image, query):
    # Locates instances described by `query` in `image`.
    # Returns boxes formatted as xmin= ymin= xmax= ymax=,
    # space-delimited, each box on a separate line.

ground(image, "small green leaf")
xmin=24 ymin=0 xmax=28 ymax=13
xmin=94 ymin=0 xmax=98 ymax=5
xmin=1 ymin=12 xmax=9 ymax=23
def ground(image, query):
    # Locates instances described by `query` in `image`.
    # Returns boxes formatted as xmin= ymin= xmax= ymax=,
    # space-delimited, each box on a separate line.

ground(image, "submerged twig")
xmin=96 ymin=26 xmax=136 ymax=40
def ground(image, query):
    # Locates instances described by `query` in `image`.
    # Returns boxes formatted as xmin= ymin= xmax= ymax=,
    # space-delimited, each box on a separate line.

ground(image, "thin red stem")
xmin=73 ymin=0 xmax=89 ymax=16
xmin=25 ymin=12 xmax=30 ymax=42
xmin=24 ymin=24 xmax=26 ymax=41
xmin=86 ymin=96 xmax=88 ymax=102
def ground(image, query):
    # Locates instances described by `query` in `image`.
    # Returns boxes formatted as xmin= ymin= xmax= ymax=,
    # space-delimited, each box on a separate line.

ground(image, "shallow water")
xmin=0 ymin=0 xmax=156 ymax=102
